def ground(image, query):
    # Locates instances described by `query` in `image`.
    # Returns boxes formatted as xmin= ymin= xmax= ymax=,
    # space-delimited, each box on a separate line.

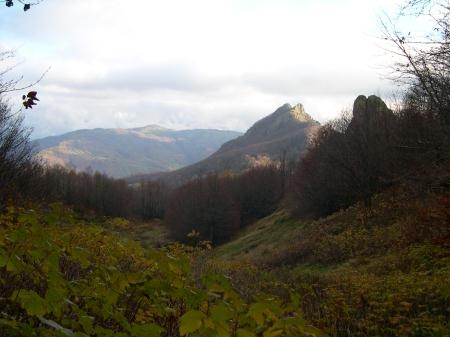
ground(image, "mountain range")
xmin=35 ymin=126 xmax=242 ymax=178
xmin=35 ymin=103 xmax=319 ymax=183
xmin=128 ymin=103 xmax=320 ymax=186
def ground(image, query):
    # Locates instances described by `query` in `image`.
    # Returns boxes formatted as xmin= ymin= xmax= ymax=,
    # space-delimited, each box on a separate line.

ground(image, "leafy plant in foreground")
xmin=0 ymin=203 xmax=324 ymax=336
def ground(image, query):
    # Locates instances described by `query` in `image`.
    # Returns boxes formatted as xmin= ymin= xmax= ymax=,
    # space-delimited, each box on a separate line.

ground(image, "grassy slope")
xmin=213 ymin=185 xmax=450 ymax=336
xmin=213 ymin=210 xmax=305 ymax=262
xmin=215 ymin=184 xmax=449 ymax=264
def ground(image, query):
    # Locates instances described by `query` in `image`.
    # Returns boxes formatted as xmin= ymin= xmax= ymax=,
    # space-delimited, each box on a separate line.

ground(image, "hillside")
xmin=35 ymin=126 xmax=242 ymax=178
xmin=212 ymin=178 xmax=450 ymax=336
xmin=133 ymin=103 xmax=320 ymax=186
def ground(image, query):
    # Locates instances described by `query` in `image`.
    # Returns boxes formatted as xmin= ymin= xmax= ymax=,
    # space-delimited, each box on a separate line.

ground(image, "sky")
xmin=1 ymin=0 xmax=407 ymax=139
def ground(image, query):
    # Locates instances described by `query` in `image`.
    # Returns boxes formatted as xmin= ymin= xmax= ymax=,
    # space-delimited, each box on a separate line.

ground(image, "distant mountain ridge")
xmin=131 ymin=103 xmax=320 ymax=186
xmin=35 ymin=125 xmax=242 ymax=178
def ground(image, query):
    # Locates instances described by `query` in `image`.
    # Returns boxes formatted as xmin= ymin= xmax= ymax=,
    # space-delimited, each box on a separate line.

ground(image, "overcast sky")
xmin=1 ymin=0 xmax=406 ymax=138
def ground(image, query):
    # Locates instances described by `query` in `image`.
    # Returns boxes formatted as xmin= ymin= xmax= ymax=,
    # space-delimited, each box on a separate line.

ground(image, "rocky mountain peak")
xmin=245 ymin=103 xmax=317 ymax=140
xmin=291 ymin=103 xmax=314 ymax=122
xmin=271 ymin=103 xmax=314 ymax=123
xmin=215 ymin=102 xmax=319 ymax=158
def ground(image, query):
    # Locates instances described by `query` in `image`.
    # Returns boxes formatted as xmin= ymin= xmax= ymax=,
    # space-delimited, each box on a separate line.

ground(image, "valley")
xmin=3 ymin=92 xmax=448 ymax=336
xmin=1 ymin=0 xmax=449 ymax=336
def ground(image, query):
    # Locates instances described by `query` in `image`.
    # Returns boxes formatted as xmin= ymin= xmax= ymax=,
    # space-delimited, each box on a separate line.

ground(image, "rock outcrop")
xmin=350 ymin=95 xmax=394 ymax=131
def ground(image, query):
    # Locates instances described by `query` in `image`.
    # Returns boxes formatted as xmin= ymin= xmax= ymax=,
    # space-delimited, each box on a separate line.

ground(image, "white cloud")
xmin=0 ymin=0 xmax=404 ymax=138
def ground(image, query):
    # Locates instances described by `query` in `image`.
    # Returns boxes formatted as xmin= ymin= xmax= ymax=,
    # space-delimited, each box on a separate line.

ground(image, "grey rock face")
xmin=351 ymin=95 xmax=393 ymax=128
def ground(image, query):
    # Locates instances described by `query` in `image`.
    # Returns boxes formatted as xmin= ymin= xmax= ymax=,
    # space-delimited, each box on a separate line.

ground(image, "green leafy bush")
xmin=0 ymin=204 xmax=323 ymax=337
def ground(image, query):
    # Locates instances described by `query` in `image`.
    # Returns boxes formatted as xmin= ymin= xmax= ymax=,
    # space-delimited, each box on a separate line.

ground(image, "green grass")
xmin=213 ymin=209 xmax=306 ymax=261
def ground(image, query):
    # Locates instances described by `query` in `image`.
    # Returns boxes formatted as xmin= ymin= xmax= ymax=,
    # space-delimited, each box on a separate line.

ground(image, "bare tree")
xmin=380 ymin=0 xmax=449 ymax=151
xmin=0 ymin=98 xmax=36 ymax=201
xmin=139 ymin=181 xmax=168 ymax=219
